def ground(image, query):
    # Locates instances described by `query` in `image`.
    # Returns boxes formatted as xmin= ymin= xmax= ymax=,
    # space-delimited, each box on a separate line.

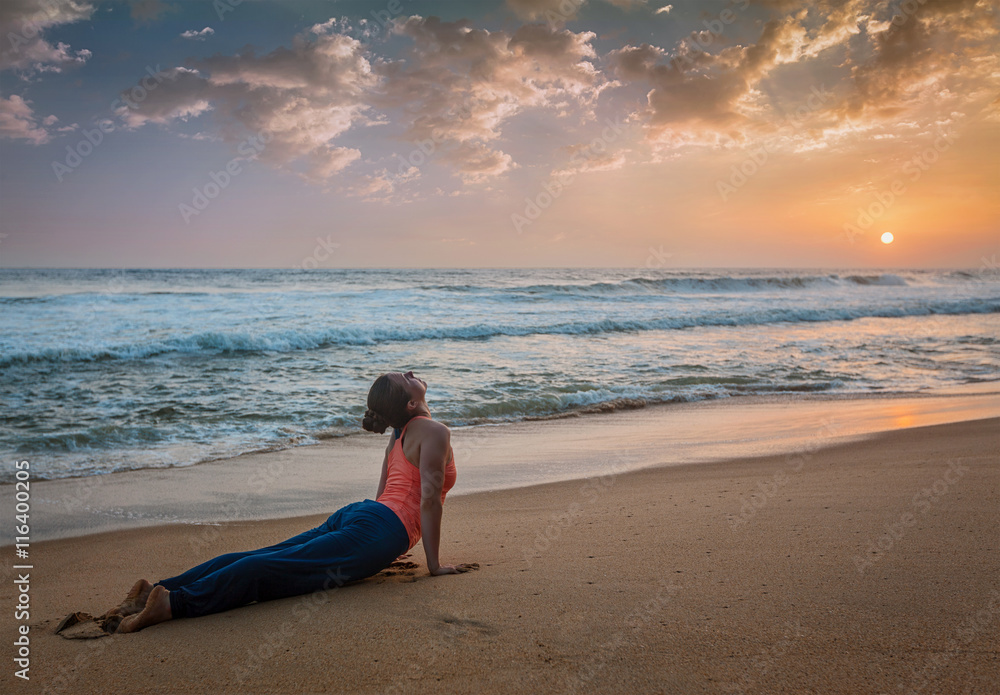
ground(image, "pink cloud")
xmin=0 ymin=94 xmax=53 ymax=144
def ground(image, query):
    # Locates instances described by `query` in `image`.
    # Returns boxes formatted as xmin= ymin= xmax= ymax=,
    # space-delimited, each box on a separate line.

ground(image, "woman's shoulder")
xmin=409 ymin=416 xmax=450 ymax=441
xmin=411 ymin=416 xmax=449 ymax=433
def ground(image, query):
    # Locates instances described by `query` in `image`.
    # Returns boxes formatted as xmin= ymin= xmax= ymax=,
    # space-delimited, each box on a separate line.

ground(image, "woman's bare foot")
xmin=117 ymin=585 xmax=172 ymax=633
xmin=118 ymin=578 xmax=154 ymax=616
xmin=99 ymin=579 xmax=155 ymax=632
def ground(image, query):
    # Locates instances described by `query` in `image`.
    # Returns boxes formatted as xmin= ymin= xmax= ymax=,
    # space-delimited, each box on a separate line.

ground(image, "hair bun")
xmin=362 ymin=408 xmax=390 ymax=434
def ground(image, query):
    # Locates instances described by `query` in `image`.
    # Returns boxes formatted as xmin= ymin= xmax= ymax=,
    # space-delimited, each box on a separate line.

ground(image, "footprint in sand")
xmin=54 ymin=612 xmax=113 ymax=639
xmin=437 ymin=613 xmax=499 ymax=639
xmin=378 ymin=560 xmax=421 ymax=577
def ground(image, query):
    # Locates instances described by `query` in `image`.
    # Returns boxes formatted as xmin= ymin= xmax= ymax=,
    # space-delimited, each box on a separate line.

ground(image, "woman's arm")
xmin=418 ymin=423 xmax=478 ymax=576
xmin=418 ymin=424 xmax=449 ymax=574
xmin=376 ymin=431 xmax=395 ymax=499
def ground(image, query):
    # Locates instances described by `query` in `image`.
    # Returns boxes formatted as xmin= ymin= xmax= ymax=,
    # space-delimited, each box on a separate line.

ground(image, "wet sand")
xmin=19 ymin=386 xmax=1000 ymax=542
xmin=1 ymin=413 xmax=998 ymax=694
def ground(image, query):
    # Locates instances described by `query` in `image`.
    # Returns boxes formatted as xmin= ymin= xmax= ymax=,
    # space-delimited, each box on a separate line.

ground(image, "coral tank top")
xmin=376 ymin=415 xmax=456 ymax=550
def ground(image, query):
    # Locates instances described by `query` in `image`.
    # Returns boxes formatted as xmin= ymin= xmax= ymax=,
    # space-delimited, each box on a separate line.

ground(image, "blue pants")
xmin=155 ymin=500 xmax=409 ymax=619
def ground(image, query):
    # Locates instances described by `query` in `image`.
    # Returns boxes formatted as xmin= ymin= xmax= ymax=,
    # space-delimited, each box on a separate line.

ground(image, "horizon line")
xmin=0 ymin=265 xmax=986 ymax=272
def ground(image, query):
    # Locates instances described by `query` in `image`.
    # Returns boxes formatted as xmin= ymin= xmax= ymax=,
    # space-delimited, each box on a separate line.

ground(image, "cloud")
xmin=112 ymin=67 xmax=212 ymax=127
xmin=0 ymin=0 xmax=94 ymax=75
xmin=844 ymin=0 xmax=999 ymax=119
xmin=0 ymin=94 xmax=54 ymax=143
xmin=380 ymin=16 xmax=608 ymax=182
xmin=120 ymin=15 xmax=609 ymax=186
xmin=439 ymin=142 xmax=516 ymax=183
xmin=302 ymin=145 xmax=362 ymax=182
xmin=552 ymin=145 xmax=627 ymax=178
xmin=180 ymin=27 xmax=214 ymax=41
xmin=607 ymin=0 xmax=998 ymax=151
xmin=609 ymin=16 xmax=806 ymax=141
xmin=985 ymin=94 xmax=1000 ymax=123
xmin=346 ymin=165 xmax=424 ymax=202
xmin=113 ymin=25 xmax=378 ymax=181
xmin=507 ymin=0 xmax=585 ymax=22
xmin=108 ymin=2 xmax=997 ymax=189
xmin=506 ymin=0 xmax=647 ymax=23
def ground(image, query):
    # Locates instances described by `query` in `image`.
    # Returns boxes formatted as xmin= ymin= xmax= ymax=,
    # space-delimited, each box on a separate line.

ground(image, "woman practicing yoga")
xmin=114 ymin=370 xmax=478 ymax=633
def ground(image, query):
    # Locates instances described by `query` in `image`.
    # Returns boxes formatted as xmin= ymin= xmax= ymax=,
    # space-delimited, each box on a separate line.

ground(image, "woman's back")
xmin=376 ymin=415 xmax=456 ymax=550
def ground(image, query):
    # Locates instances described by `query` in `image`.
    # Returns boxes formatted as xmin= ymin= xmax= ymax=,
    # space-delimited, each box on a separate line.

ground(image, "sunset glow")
xmin=1 ymin=0 xmax=998 ymax=268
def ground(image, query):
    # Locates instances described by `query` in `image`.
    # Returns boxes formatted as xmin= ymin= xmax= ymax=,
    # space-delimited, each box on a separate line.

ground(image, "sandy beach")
xmin=2 ymin=403 xmax=998 ymax=695
xmin=4 ymin=0 xmax=999 ymax=691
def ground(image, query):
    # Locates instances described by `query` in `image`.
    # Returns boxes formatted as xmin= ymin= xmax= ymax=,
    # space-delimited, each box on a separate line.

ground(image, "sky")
xmin=0 ymin=0 xmax=997 ymax=269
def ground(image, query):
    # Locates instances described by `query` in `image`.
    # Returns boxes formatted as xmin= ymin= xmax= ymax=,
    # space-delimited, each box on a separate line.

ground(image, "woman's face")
xmin=389 ymin=370 xmax=427 ymax=405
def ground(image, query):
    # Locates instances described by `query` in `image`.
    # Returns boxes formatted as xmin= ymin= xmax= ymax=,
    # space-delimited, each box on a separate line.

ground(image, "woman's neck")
xmin=408 ymin=400 xmax=431 ymax=419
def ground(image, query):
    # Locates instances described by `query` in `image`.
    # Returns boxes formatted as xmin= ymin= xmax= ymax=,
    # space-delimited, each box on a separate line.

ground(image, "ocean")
xmin=2 ymin=267 xmax=998 ymax=482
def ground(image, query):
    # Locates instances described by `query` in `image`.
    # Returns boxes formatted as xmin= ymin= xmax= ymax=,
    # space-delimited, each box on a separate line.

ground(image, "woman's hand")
xmin=429 ymin=563 xmax=480 ymax=576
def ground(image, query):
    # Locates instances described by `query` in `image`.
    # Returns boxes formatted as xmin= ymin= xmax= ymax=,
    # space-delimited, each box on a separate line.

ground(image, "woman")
xmin=114 ymin=370 xmax=477 ymax=633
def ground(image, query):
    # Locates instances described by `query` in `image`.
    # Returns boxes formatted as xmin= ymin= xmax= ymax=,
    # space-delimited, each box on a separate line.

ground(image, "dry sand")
xmin=2 ymin=415 xmax=998 ymax=695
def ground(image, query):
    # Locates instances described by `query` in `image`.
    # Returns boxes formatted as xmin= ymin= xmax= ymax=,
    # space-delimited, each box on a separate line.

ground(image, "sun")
xmin=881 ymin=232 xmax=894 ymax=244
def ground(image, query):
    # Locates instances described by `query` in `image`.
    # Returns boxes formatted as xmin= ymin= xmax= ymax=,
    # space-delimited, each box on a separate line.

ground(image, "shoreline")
xmin=8 ymin=380 xmax=999 ymax=487
xmin=4 ymin=383 xmax=1000 ymax=544
xmin=1 ymin=416 xmax=997 ymax=694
